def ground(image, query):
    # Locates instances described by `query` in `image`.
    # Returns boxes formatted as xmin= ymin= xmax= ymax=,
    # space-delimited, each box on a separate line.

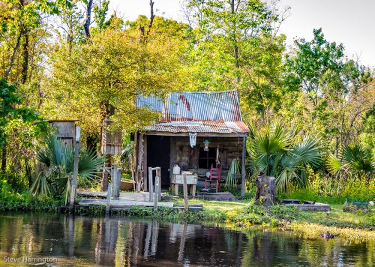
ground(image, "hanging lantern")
xmin=203 ymin=140 xmax=210 ymax=151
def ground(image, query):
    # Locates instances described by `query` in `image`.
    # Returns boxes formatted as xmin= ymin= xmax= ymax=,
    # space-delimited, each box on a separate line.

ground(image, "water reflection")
xmin=0 ymin=213 xmax=373 ymax=266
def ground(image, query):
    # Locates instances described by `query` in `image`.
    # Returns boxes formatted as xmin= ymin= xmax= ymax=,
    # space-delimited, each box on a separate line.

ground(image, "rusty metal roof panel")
xmin=145 ymin=121 xmax=249 ymax=134
xmin=137 ymin=90 xmax=249 ymax=134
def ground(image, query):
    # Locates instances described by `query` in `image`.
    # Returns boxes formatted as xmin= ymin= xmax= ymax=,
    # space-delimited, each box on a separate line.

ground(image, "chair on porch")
xmin=205 ymin=168 xmax=222 ymax=193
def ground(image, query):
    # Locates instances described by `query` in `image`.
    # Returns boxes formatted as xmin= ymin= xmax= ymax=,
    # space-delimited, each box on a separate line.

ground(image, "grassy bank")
xmin=188 ymin=199 xmax=375 ymax=242
xmin=0 ymin=200 xmax=62 ymax=212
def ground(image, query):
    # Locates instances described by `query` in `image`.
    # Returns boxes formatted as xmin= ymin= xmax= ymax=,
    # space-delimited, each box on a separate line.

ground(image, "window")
xmin=199 ymin=147 xmax=216 ymax=169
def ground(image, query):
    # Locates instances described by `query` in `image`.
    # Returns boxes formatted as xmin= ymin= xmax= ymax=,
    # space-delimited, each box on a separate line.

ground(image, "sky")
xmin=108 ymin=0 xmax=375 ymax=68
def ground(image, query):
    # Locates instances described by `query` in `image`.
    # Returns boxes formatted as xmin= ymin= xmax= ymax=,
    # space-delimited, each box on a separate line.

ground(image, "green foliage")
xmin=186 ymin=0 xmax=285 ymax=118
xmin=327 ymin=144 xmax=374 ymax=181
xmin=31 ymin=135 xmax=104 ymax=201
xmin=29 ymin=173 xmax=51 ymax=197
xmin=247 ymin=123 xmax=322 ymax=192
xmin=44 ymin=16 xmax=190 ymax=134
xmin=342 ymin=179 xmax=375 ymax=201
xmin=93 ymin=0 xmax=109 ymax=31
xmin=225 ymin=158 xmax=241 ymax=189
xmin=284 ymin=165 xmax=375 ymax=203
xmin=0 ymin=79 xmax=39 ymax=146
xmin=284 ymin=28 xmax=372 ymax=155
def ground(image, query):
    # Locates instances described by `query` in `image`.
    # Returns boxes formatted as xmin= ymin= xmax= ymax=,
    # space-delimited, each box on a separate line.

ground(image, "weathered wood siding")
xmin=49 ymin=121 xmax=76 ymax=146
xmin=101 ymin=120 xmax=122 ymax=155
xmin=170 ymin=136 xmax=245 ymax=180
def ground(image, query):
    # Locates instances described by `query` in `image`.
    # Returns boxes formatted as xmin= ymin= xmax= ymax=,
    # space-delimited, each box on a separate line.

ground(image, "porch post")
xmin=241 ymin=136 xmax=247 ymax=197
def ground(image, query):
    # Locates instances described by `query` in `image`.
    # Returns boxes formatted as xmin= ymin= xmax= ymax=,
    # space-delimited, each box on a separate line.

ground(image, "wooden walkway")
xmin=77 ymin=191 xmax=174 ymax=210
xmin=76 ymin=191 xmax=202 ymax=211
xmin=78 ymin=199 xmax=174 ymax=208
xmin=78 ymin=191 xmax=153 ymax=201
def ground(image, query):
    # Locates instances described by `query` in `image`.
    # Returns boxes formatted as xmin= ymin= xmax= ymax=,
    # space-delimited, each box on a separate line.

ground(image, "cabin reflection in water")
xmin=80 ymin=216 xmax=244 ymax=266
xmin=0 ymin=214 xmax=373 ymax=266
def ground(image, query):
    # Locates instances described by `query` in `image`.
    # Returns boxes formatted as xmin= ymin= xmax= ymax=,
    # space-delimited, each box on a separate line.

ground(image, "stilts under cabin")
xmin=134 ymin=90 xmax=250 ymax=196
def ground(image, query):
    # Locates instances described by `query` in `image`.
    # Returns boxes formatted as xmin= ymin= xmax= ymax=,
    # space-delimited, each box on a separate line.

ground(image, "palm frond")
xmin=34 ymin=135 xmax=105 ymax=199
xmin=326 ymin=154 xmax=342 ymax=175
xmin=77 ymin=148 xmax=105 ymax=180
xmin=226 ymin=159 xmax=241 ymax=188
xmin=291 ymin=136 xmax=322 ymax=168
xmin=30 ymin=173 xmax=51 ymax=197
xmin=343 ymin=145 xmax=374 ymax=174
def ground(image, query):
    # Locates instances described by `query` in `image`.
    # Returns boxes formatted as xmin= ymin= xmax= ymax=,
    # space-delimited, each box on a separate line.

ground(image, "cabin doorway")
xmin=147 ymin=135 xmax=171 ymax=188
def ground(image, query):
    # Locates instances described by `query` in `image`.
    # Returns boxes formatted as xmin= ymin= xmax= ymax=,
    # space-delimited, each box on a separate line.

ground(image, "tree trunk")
xmin=4 ymin=32 xmax=22 ymax=81
xmin=230 ymin=0 xmax=240 ymax=82
xmin=255 ymin=174 xmax=277 ymax=206
xmin=1 ymin=137 xmax=7 ymax=172
xmin=21 ymin=31 xmax=29 ymax=84
xmin=84 ymin=0 xmax=93 ymax=39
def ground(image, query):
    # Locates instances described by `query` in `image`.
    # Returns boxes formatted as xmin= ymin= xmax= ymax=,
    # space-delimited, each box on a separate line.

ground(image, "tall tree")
xmin=43 ymin=16 xmax=190 ymax=136
xmin=284 ymin=28 xmax=372 ymax=154
xmin=184 ymin=0 xmax=286 ymax=122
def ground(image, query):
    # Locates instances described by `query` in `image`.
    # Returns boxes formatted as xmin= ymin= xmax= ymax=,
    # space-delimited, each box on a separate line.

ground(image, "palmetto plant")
xmin=247 ymin=123 xmax=322 ymax=192
xmin=31 ymin=135 xmax=104 ymax=202
xmin=327 ymin=144 xmax=374 ymax=182
xmin=225 ymin=158 xmax=241 ymax=188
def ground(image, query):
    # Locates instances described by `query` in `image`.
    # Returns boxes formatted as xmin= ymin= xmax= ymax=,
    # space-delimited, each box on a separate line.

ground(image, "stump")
xmin=255 ymin=175 xmax=277 ymax=206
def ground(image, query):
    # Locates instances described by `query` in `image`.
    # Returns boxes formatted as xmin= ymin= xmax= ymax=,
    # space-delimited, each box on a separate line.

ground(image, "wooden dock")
xmin=77 ymin=190 xmax=202 ymax=211
xmin=78 ymin=199 xmax=174 ymax=208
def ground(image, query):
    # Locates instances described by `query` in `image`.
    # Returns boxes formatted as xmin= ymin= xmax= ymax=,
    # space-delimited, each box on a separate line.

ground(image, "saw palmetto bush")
xmin=30 ymin=135 xmax=104 ymax=202
xmin=327 ymin=144 xmax=374 ymax=182
xmin=247 ymin=123 xmax=322 ymax=193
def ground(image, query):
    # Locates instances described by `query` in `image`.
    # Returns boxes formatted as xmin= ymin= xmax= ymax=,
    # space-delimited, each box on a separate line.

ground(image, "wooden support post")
xmin=183 ymin=173 xmax=188 ymax=211
xmin=117 ymin=168 xmax=122 ymax=190
xmin=151 ymin=221 xmax=159 ymax=255
xmin=144 ymin=221 xmax=152 ymax=258
xmin=134 ymin=132 xmax=139 ymax=192
xmin=138 ymin=134 xmax=144 ymax=191
xmin=155 ymin=167 xmax=161 ymax=201
xmin=101 ymin=154 xmax=111 ymax=191
xmin=178 ymin=223 xmax=187 ymax=262
xmin=112 ymin=165 xmax=120 ymax=199
xmin=148 ymin=167 xmax=153 ymax=202
xmin=67 ymin=215 xmax=75 ymax=257
xmin=69 ymin=126 xmax=80 ymax=206
xmin=143 ymin=135 xmax=148 ymax=191
xmin=241 ymin=137 xmax=247 ymax=197
xmin=153 ymin=177 xmax=159 ymax=210
xmin=174 ymin=174 xmax=179 ymax=196
xmin=106 ymin=182 xmax=112 ymax=215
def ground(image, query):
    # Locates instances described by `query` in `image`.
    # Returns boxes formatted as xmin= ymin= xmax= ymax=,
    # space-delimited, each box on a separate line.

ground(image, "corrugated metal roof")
xmin=136 ymin=90 xmax=249 ymax=134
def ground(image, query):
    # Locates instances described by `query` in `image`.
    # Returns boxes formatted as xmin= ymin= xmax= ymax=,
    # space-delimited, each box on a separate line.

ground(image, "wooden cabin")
xmin=134 ymin=90 xmax=250 ymax=196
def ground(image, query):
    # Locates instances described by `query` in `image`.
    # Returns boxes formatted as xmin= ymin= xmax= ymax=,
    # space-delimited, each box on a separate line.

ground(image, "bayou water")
xmin=0 ymin=213 xmax=373 ymax=266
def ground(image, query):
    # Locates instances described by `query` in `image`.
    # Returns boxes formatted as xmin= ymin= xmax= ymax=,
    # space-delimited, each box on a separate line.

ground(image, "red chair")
xmin=205 ymin=168 xmax=222 ymax=193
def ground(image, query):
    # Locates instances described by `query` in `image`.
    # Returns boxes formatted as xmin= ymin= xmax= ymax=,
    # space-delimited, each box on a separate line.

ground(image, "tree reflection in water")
xmin=0 ymin=213 xmax=373 ymax=266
